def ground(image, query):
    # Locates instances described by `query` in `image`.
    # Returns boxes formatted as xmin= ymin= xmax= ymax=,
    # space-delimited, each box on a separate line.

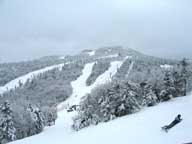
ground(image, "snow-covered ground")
xmin=99 ymin=54 xmax=119 ymax=59
xmin=9 ymin=59 xmax=192 ymax=144
xmin=87 ymin=51 xmax=95 ymax=56
xmin=0 ymin=63 xmax=65 ymax=95
xmin=125 ymin=61 xmax=134 ymax=79
xmin=10 ymin=95 xmax=192 ymax=144
xmin=160 ymin=64 xmax=173 ymax=70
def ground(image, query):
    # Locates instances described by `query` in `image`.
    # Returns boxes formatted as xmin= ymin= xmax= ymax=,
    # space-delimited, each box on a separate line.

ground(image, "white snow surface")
xmin=160 ymin=64 xmax=173 ymax=70
xmin=10 ymin=95 xmax=192 ymax=144
xmin=125 ymin=61 xmax=134 ymax=79
xmin=99 ymin=54 xmax=119 ymax=59
xmin=0 ymin=63 xmax=65 ymax=95
xmin=87 ymin=51 xmax=95 ymax=56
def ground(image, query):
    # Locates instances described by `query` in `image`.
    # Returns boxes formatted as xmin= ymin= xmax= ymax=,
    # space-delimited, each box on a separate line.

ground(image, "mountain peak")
xmin=94 ymin=46 xmax=143 ymax=57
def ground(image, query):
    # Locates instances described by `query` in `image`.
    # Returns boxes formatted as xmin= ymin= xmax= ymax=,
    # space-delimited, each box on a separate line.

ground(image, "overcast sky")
xmin=0 ymin=0 xmax=192 ymax=62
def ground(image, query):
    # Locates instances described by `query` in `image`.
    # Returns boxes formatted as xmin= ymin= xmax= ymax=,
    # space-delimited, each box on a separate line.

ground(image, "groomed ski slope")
xmin=57 ymin=61 xmax=123 ymax=110
xmin=9 ymin=60 xmax=192 ymax=144
xmin=0 ymin=63 xmax=65 ymax=95
xmin=125 ymin=61 xmax=134 ymax=79
xmin=10 ymin=96 xmax=192 ymax=144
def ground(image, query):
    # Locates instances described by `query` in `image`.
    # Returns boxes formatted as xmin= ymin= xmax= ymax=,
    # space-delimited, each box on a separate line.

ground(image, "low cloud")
xmin=0 ymin=0 xmax=192 ymax=62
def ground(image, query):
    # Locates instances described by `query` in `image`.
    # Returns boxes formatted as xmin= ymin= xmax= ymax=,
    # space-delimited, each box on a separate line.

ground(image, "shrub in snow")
xmin=72 ymin=81 xmax=142 ymax=131
xmin=0 ymin=101 xmax=16 ymax=144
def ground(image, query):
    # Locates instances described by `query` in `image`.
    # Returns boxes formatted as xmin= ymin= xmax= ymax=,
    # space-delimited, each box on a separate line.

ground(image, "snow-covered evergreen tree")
xmin=159 ymin=71 xmax=175 ymax=102
xmin=171 ymin=58 xmax=189 ymax=97
xmin=28 ymin=104 xmax=45 ymax=134
xmin=172 ymin=71 xmax=183 ymax=97
xmin=141 ymin=83 xmax=158 ymax=107
xmin=179 ymin=58 xmax=189 ymax=96
xmin=0 ymin=101 xmax=16 ymax=144
xmin=73 ymin=81 xmax=142 ymax=131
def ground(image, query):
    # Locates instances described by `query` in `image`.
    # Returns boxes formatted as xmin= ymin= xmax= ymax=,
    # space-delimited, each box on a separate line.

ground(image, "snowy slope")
xmin=160 ymin=64 xmax=173 ymax=70
xmin=0 ymin=63 xmax=65 ymax=95
xmin=10 ymin=95 xmax=192 ymax=144
xmin=8 ymin=59 xmax=192 ymax=144
xmin=99 ymin=54 xmax=119 ymax=59
xmin=88 ymin=51 xmax=95 ymax=56
xmin=125 ymin=61 xmax=134 ymax=79
xmin=57 ymin=61 xmax=123 ymax=110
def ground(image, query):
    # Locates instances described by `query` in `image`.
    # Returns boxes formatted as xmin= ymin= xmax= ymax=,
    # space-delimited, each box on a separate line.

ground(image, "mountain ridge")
xmin=0 ymin=46 xmax=191 ymax=144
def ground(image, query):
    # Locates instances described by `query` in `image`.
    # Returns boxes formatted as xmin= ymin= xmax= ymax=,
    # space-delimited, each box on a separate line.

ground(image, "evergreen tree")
xmin=141 ymin=83 xmax=158 ymax=107
xmin=0 ymin=101 xmax=16 ymax=144
xmin=172 ymin=71 xmax=183 ymax=97
xmin=180 ymin=58 xmax=189 ymax=96
xmin=28 ymin=105 xmax=44 ymax=134
xmin=160 ymin=71 xmax=175 ymax=102
xmin=73 ymin=81 xmax=142 ymax=130
xmin=172 ymin=58 xmax=189 ymax=97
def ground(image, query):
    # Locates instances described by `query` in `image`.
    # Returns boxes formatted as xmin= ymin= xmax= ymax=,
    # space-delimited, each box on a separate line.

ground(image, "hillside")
xmin=10 ymin=94 xmax=192 ymax=144
xmin=0 ymin=47 xmax=191 ymax=144
xmin=8 ymin=56 xmax=192 ymax=144
xmin=0 ymin=47 xmax=179 ymax=110
xmin=0 ymin=47 xmax=177 ymax=96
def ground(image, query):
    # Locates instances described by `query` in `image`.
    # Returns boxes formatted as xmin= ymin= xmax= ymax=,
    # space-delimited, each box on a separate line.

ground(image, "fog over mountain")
xmin=0 ymin=0 xmax=192 ymax=62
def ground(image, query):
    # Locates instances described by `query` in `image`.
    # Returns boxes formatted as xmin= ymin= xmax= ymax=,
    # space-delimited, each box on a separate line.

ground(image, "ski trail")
xmin=56 ymin=60 xmax=124 ymax=132
xmin=8 ymin=59 xmax=125 ymax=144
xmin=58 ymin=60 xmax=123 ymax=110
xmin=57 ymin=62 xmax=95 ymax=111
xmin=0 ymin=63 xmax=65 ymax=95
xmin=56 ymin=60 xmax=123 ymax=134
xmin=125 ymin=61 xmax=134 ymax=79
xmin=99 ymin=54 xmax=119 ymax=59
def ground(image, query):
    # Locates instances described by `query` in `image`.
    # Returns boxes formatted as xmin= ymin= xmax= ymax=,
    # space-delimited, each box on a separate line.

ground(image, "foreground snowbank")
xmin=10 ymin=95 xmax=192 ymax=144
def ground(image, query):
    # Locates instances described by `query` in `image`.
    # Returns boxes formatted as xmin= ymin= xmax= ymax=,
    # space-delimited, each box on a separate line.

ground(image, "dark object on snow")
xmin=67 ymin=105 xmax=79 ymax=112
xmin=162 ymin=114 xmax=182 ymax=132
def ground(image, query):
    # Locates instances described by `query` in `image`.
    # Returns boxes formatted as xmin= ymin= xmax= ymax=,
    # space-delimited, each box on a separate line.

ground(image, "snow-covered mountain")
xmin=0 ymin=46 xmax=191 ymax=144
xmin=9 ymin=68 xmax=192 ymax=144
xmin=0 ymin=47 xmax=176 ymax=96
xmin=0 ymin=63 xmax=66 ymax=95
xmin=10 ymin=96 xmax=192 ymax=144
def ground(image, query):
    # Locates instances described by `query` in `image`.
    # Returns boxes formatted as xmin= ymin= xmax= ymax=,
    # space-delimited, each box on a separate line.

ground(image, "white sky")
xmin=0 ymin=0 xmax=192 ymax=62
